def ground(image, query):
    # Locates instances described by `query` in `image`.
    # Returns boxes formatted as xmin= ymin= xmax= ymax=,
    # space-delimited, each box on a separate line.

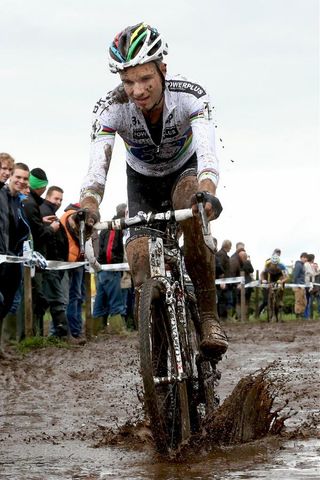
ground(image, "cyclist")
xmin=259 ymin=254 xmax=288 ymax=315
xmin=80 ymin=22 xmax=227 ymax=356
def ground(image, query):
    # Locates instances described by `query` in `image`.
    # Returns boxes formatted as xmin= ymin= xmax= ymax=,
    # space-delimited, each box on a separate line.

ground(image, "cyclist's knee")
xmin=172 ymin=175 xmax=198 ymax=210
xmin=126 ymin=236 xmax=150 ymax=287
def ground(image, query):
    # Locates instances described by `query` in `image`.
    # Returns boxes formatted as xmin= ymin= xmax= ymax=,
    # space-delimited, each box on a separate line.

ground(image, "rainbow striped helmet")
xmin=108 ymin=22 xmax=168 ymax=73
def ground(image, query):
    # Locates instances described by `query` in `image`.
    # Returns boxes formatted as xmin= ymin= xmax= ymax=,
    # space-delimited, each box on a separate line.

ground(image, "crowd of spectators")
xmin=0 ymin=152 xmax=319 ymax=358
xmin=214 ymin=242 xmax=319 ymax=322
xmin=0 ymin=152 xmax=133 ymax=358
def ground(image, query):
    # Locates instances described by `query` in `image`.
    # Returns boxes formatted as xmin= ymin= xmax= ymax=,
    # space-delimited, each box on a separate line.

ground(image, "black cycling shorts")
xmin=126 ymin=153 xmax=197 ymax=239
xmin=127 ymin=153 xmax=197 ymax=216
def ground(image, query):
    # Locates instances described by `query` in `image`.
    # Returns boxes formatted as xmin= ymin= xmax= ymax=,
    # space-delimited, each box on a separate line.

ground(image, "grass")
xmin=16 ymin=335 xmax=70 ymax=354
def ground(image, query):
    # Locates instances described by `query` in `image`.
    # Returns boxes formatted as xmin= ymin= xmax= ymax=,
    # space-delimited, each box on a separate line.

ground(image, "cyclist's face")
xmin=120 ymin=62 xmax=166 ymax=113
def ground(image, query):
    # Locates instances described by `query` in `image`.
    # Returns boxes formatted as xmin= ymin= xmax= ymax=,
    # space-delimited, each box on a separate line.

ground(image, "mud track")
xmin=0 ymin=320 xmax=319 ymax=478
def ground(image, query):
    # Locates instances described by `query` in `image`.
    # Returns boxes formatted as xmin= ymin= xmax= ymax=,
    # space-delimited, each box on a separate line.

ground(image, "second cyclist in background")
xmin=259 ymin=254 xmax=288 ymax=316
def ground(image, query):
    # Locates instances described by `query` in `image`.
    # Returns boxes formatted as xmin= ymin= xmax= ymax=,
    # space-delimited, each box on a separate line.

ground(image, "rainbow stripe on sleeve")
xmin=98 ymin=126 xmax=116 ymax=136
xmin=190 ymin=109 xmax=204 ymax=122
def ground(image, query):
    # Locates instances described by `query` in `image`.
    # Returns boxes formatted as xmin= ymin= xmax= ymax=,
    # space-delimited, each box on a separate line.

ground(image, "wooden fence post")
xmin=254 ymin=269 xmax=260 ymax=319
xmin=24 ymin=266 xmax=33 ymax=337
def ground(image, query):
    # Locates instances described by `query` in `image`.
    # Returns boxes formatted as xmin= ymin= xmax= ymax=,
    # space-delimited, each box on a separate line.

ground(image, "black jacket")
xmin=230 ymin=250 xmax=254 ymax=283
xmin=97 ymin=215 xmax=124 ymax=265
xmin=39 ymin=200 xmax=69 ymax=261
xmin=216 ymin=248 xmax=231 ymax=278
xmin=22 ymin=190 xmax=56 ymax=257
xmin=0 ymin=186 xmax=30 ymax=255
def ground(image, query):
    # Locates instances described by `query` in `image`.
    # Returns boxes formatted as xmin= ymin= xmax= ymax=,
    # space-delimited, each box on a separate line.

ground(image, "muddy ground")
xmin=0 ymin=319 xmax=319 ymax=479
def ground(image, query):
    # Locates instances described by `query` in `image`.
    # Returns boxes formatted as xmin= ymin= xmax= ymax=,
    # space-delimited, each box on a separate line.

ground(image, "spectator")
xmin=39 ymin=186 xmax=72 ymax=339
xmin=59 ymin=203 xmax=87 ymax=339
xmin=93 ymin=203 xmax=127 ymax=332
xmin=259 ymin=254 xmax=288 ymax=316
xmin=292 ymin=252 xmax=309 ymax=319
xmin=230 ymin=244 xmax=254 ymax=319
xmin=304 ymin=254 xmax=318 ymax=320
xmin=313 ymin=269 xmax=320 ymax=319
xmin=0 ymin=153 xmax=14 ymax=189
xmin=216 ymin=239 xmax=232 ymax=321
xmin=23 ymin=168 xmax=67 ymax=337
xmin=5 ymin=179 xmax=32 ymax=342
xmin=0 ymin=163 xmax=30 ymax=357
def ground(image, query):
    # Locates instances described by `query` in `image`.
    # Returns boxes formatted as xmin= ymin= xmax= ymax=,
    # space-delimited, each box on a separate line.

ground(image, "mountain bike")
xmin=267 ymin=282 xmax=284 ymax=323
xmin=95 ymin=194 xmax=221 ymax=454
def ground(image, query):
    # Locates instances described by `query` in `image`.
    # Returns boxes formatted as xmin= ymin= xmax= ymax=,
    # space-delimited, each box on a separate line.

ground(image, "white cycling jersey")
xmin=80 ymin=74 xmax=219 ymax=204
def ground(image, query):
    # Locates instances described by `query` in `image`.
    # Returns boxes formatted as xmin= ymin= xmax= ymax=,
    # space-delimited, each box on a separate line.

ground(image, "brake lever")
xmin=196 ymin=192 xmax=217 ymax=254
xmin=77 ymin=210 xmax=86 ymax=256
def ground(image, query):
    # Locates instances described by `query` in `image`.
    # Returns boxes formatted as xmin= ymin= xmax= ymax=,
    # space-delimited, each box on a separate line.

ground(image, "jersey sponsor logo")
xmin=167 ymin=80 xmax=206 ymax=98
xmin=163 ymin=126 xmax=178 ymax=138
xmin=93 ymin=95 xmax=113 ymax=115
xmin=128 ymin=132 xmax=191 ymax=165
xmin=133 ymin=129 xmax=149 ymax=140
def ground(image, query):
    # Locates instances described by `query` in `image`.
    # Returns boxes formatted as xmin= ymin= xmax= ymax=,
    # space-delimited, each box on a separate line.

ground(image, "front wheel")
xmin=139 ymin=278 xmax=191 ymax=454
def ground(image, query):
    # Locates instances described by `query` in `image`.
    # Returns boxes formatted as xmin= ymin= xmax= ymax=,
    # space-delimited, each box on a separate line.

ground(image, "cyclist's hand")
xmin=80 ymin=196 xmax=100 ymax=227
xmin=73 ymin=209 xmax=100 ymax=240
xmin=277 ymin=280 xmax=284 ymax=289
xmin=191 ymin=191 xmax=223 ymax=221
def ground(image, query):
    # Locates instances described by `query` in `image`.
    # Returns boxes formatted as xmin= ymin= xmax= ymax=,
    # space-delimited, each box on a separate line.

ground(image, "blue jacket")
xmin=293 ymin=260 xmax=305 ymax=284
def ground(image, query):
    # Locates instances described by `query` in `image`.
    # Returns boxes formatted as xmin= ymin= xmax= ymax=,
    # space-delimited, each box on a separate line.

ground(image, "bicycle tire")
xmin=185 ymin=291 xmax=220 ymax=419
xmin=267 ymin=287 xmax=274 ymax=322
xmin=139 ymin=278 xmax=191 ymax=453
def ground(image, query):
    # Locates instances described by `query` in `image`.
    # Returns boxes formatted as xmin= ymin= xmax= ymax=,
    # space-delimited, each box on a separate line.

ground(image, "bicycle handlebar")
xmin=94 ymin=193 xmax=217 ymax=254
xmin=94 ymin=208 xmax=194 ymax=231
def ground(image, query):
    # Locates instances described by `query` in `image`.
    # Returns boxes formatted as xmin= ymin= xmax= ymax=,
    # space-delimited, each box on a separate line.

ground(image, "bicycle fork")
xmin=149 ymin=237 xmax=185 ymax=382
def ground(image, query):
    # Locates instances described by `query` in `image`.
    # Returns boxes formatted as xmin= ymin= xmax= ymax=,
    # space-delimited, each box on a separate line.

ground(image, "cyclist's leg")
xmin=172 ymin=174 xmax=228 ymax=356
xmin=126 ymin=236 xmax=150 ymax=288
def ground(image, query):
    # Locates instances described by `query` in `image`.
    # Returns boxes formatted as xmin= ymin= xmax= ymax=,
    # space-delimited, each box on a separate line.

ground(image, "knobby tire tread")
xmin=139 ymin=278 xmax=190 ymax=453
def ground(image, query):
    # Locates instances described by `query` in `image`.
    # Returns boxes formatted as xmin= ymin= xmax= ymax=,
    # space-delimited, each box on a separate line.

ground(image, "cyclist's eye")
xmin=122 ymin=80 xmax=133 ymax=87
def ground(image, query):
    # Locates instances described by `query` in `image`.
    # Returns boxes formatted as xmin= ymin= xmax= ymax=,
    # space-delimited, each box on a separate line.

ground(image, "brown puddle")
xmin=0 ymin=320 xmax=319 ymax=478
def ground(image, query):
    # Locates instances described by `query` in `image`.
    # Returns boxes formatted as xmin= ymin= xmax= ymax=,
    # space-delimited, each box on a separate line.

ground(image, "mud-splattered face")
xmin=120 ymin=62 xmax=166 ymax=113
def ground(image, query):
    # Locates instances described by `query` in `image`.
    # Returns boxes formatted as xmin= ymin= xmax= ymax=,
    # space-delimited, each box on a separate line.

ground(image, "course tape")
xmin=46 ymin=260 xmax=87 ymax=271
xmin=1 ymin=255 xmax=320 ymax=288
xmin=98 ymin=262 xmax=130 ymax=272
xmin=215 ymin=276 xmax=245 ymax=285
xmin=0 ymin=254 xmax=87 ymax=270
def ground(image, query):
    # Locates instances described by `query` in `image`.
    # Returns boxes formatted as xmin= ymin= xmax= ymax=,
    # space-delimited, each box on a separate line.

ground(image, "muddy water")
xmin=0 ymin=321 xmax=319 ymax=479
xmin=0 ymin=437 xmax=319 ymax=479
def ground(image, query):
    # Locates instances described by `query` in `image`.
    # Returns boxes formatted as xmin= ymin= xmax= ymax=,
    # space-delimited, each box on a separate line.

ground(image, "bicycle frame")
xmin=95 ymin=198 xmax=218 ymax=452
xmin=267 ymin=282 xmax=283 ymax=322
xmin=148 ymin=233 xmax=187 ymax=383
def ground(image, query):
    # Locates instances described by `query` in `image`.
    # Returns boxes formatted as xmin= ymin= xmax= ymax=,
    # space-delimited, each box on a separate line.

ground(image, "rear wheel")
xmin=139 ymin=278 xmax=191 ymax=453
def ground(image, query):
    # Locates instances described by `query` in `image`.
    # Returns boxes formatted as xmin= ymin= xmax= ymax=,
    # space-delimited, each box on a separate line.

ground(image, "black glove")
xmin=74 ymin=208 xmax=100 ymax=239
xmin=74 ymin=208 xmax=99 ymax=225
xmin=193 ymin=192 xmax=223 ymax=219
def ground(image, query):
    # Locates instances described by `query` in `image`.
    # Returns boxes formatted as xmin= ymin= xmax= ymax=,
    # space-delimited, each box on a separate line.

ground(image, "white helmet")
xmin=108 ymin=22 xmax=168 ymax=73
xmin=271 ymin=254 xmax=280 ymax=265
